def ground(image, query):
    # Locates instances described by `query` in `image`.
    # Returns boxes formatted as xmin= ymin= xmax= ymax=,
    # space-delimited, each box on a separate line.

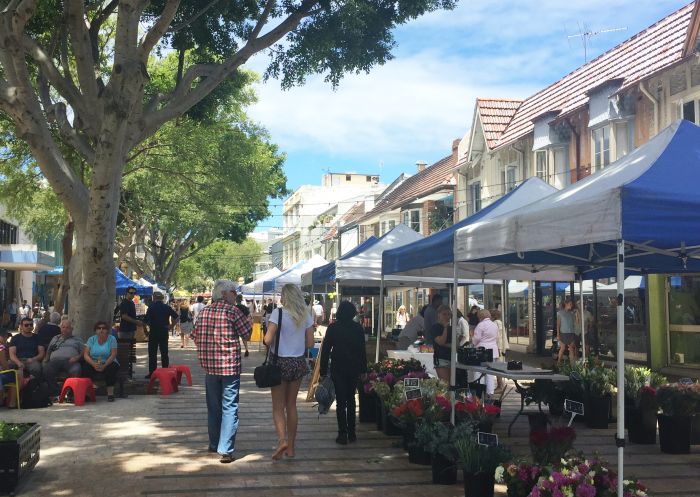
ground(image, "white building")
xmin=281 ymin=173 xmax=384 ymax=269
xmin=249 ymin=228 xmax=284 ymax=279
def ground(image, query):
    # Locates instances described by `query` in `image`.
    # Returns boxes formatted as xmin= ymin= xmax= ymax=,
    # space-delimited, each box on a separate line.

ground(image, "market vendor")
xmin=396 ymin=305 xmax=424 ymax=349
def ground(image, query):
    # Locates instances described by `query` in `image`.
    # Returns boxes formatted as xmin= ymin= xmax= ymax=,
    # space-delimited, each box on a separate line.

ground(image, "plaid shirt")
xmin=191 ymin=299 xmax=252 ymax=376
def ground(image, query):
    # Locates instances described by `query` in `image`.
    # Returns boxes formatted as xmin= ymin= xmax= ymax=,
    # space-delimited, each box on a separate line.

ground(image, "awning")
xmin=0 ymin=244 xmax=55 ymax=271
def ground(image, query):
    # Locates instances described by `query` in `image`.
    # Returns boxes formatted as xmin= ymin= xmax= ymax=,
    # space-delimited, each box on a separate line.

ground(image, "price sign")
xmin=404 ymin=388 xmax=422 ymax=400
xmin=404 ymin=378 xmax=420 ymax=389
xmin=477 ymin=432 xmax=498 ymax=447
xmin=678 ymin=377 xmax=694 ymax=386
xmin=564 ymin=399 xmax=584 ymax=415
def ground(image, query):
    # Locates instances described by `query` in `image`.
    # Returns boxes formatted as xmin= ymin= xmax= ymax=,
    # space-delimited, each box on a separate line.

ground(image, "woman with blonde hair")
xmin=264 ymin=284 xmax=315 ymax=460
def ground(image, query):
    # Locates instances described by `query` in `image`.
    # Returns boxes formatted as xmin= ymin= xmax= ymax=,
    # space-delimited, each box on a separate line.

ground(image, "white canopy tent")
xmin=240 ymin=267 xmax=282 ymax=296
xmin=263 ymin=255 xmax=328 ymax=292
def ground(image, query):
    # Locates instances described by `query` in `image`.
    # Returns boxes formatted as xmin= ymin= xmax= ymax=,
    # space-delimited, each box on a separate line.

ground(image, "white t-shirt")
xmin=191 ymin=302 xmax=205 ymax=323
xmin=268 ymin=308 xmax=313 ymax=357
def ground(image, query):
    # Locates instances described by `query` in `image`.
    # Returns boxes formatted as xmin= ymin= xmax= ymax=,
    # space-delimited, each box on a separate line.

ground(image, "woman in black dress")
xmin=319 ymin=301 xmax=368 ymax=445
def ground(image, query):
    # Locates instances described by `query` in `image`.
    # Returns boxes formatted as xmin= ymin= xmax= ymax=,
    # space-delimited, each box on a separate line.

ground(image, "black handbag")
xmin=254 ymin=308 xmax=282 ymax=388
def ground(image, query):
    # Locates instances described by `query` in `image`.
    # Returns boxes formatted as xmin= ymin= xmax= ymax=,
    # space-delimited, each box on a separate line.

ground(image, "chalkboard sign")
xmin=477 ymin=432 xmax=498 ymax=447
xmin=404 ymin=378 xmax=420 ymax=388
xmin=678 ymin=377 xmax=695 ymax=386
xmin=405 ymin=388 xmax=422 ymax=400
xmin=564 ymin=399 xmax=584 ymax=415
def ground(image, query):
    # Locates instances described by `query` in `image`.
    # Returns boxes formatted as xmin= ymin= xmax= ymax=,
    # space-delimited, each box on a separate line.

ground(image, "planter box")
xmin=0 ymin=423 xmax=41 ymax=494
xmin=584 ymin=394 xmax=610 ymax=429
xmin=658 ymin=414 xmax=691 ymax=454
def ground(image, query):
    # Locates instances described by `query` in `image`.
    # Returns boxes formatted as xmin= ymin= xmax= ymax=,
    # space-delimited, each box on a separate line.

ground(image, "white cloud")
xmin=244 ymin=0 xmax=687 ymax=162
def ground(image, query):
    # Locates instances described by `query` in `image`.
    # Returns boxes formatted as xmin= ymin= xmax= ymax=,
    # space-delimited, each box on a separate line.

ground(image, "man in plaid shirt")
xmin=191 ymin=279 xmax=251 ymax=463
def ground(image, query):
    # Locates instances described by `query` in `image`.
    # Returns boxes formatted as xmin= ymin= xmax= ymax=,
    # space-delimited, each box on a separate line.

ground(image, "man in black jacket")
xmin=144 ymin=292 xmax=178 ymax=378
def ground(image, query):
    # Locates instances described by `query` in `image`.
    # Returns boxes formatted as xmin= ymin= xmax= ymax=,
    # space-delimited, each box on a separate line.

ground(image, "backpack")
xmin=314 ymin=376 xmax=335 ymax=415
xmin=20 ymin=378 xmax=52 ymax=408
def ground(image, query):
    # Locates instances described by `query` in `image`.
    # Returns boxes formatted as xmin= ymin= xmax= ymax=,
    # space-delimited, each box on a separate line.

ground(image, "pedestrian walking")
xmin=318 ymin=301 xmax=367 ymax=445
xmin=179 ymin=301 xmax=193 ymax=348
xmin=191 ymin=280 xmax=251 ymax=463
xmin=144 ymin=291 xmax=178 ymax=378
xmin=191 ymin=295 xmax=205 ymax=324
xmin=264 ymin=284 xmax=314 ymax=460
xmin=8 ymin=299 xmax=17 ymax=330
xmin=234 ymin=295 xmax=251 ymax=357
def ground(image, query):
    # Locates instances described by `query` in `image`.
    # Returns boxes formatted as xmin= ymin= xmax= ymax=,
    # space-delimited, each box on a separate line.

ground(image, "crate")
xmin=0 ymin=423 xmax=40 ymax=495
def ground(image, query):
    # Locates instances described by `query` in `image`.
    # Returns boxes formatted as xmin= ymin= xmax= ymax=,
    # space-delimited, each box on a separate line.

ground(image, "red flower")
xmin=464 ymin=400 xmax=480 ymax=413
xmin=484 ymin=404 xmax=501 ymax=415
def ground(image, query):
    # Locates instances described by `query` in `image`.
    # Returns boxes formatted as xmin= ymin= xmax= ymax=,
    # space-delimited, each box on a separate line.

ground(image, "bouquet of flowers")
xmin=528 ymin=455 xmax=648 ymax=497
xmin=494 ymin=462 xmax=545 ymax=497
xmin=656 ymin=382 xmax=700 ymax=417
xmin=391 ymin=398 xmax=425 ymax=427
xmin=454 ymin=396 xmax=501 ymax=425
xmin=529 ymin=426 xmax=576 ymax=465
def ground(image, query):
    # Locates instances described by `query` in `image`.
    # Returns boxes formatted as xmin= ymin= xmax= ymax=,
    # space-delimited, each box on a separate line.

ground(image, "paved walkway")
xmin=3 ymin=338 xmax=698 ymax=496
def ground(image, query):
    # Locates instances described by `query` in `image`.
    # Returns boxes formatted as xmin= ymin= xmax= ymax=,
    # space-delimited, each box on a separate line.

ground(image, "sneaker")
xmin=244 ymin=351 xmax=249 ymax=357
xmin=220 ymin=454 xmax=235 ymax=464
xmin=108 ymin=395 xmax=115 ymax=402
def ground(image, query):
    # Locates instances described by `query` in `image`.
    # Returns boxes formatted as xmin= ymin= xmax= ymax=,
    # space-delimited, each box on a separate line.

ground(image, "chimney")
xmin=452 ymin=138 xmax=460 ymax=160
xmin=416 ymin=160 xmax=427 ymax=173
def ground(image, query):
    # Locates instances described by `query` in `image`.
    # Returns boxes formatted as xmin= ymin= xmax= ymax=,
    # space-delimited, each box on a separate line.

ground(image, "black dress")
xmin=319 ymin=320 xmax=367 ymax=437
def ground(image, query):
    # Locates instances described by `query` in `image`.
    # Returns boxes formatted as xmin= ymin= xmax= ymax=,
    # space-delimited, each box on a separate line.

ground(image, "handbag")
xmin=254 ymin=308 xmax=282 ymax=388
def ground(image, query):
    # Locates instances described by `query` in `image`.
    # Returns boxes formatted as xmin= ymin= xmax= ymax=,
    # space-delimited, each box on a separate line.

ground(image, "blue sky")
xmin=245 ymin=0 xmax=687 ymax=231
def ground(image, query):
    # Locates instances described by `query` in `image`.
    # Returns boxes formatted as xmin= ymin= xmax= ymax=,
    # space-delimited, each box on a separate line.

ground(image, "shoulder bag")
xmin=254 ymin=308 xmax=282 ymax=388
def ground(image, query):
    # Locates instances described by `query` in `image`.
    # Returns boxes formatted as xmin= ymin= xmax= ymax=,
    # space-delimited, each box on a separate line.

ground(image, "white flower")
xmin=494 ymin=466 xmax=505 ymax=483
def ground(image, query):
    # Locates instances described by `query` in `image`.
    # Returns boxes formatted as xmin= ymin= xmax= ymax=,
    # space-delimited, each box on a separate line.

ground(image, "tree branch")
xmin=139 ymin=0 xmax=181 ymax=61
xmin=171 ymin=0 xmax=220 ymax=34
xmin=65 ymin=0 xmax=99 ymax=102
xmin=250 ymin=0 xmax=276 ymax=41
xmin=88 ymin=0 xmax=118 ymax=62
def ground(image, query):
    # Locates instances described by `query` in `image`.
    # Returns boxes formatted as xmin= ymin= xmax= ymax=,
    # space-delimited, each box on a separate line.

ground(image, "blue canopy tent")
xmin=115 ymin=268 xmax=152 ymax=296
xmin=453 ymin=120 xmax=700 ymax=495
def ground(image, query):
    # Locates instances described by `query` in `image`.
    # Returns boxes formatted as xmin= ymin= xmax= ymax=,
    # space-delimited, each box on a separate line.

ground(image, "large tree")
xmin=0 ymin=0 xmax=455 ymax=337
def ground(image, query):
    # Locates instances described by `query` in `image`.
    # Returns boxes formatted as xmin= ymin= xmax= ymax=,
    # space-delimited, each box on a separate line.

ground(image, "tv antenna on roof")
xmin=568 ymin=22 xmax=627 ymax=63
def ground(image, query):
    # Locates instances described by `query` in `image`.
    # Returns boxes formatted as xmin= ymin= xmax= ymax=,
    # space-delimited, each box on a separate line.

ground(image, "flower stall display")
xmin=455 ymin=430 xmax=511 ymax=497
xmin=529 ymin=426 xmax=576 ymax=465
xmin=656 ymin=382 xmax=700 ymax=454
xmin=526 ymin=455 xmax=648 ymax=497
xmin=495 ymin=462 xmax=546 ymax=497
xmin=454 ymin=396 xmax=501 ymax=431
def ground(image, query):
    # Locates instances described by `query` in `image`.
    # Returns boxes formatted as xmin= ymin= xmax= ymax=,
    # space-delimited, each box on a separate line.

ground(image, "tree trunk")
xmin=53 ymin=218 xmax=74 ymax=314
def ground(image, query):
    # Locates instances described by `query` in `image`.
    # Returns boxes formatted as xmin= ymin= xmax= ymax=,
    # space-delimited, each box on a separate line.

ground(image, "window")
xmin=346 ymin=175 xmax=351 ymax=181
xmin=388 ymin=220 xmax=396 ymax=231
xmin=402 ymin=209 xmax=421 ymax=232
xmin=470 ymin=182 xmax=481 ymax=213
xmin=380 ymin=221 xmax=387 ymax=235
xmin=552 ymin=147 xmax=569 ymax=189
xmin=366 ymin=175 xmax=372 ymax=182
xmin=0 ymin=220 xmax=18 ymax=244
xmin=592 ymin=126 xmax=611 ymax=171
xmin=535 ymin=151 xmax=548 ymax=180
xmin=614 ymin=122 xmax=629 ymax=160
xmin=506 ymin=166 xmax=517 ymax=192
xmin=682 ymin=98 xmax=700 ymax=125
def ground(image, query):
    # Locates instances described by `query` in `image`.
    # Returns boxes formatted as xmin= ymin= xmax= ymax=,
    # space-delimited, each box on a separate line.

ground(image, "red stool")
xmin=170 ymin=365 xmax=192 ymax=386
xmin=59 ymin=377 xmax=96 ymax=406
xmin=147 ymin=368 xmax=179 ymax=395
xmin=163 ymin=367 xmax=183 ymax=386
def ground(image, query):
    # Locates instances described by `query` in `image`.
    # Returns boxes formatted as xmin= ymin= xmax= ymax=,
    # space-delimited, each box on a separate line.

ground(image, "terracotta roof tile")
xmin=354 ymin=154 xmax=457 ymax=224
xmin=476 ymin=99 xmax=523 ymax=149
xmin=495 ymin=1 xmax=695 ymax=148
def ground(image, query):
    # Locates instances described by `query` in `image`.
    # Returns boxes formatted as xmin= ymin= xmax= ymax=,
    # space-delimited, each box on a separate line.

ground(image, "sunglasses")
xmin=127 ymin=291 xmax=136 ymax=295
xmin=22 ymin=323 xmax=33 ymax=328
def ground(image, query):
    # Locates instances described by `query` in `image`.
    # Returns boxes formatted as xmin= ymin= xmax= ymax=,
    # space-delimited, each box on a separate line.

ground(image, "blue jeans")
xmin=205 ymin=374 xmax=241 ymax=455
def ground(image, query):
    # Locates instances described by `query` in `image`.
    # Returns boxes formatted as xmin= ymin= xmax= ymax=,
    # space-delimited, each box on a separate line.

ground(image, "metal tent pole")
xmin=376 ymin=275 xmax=385 ymax=363
xmin=450 ymin=261 xmax=458 ymax=425
xmin=579 ymin=273 xmax=586 ymax=362
xmin=616 ymin=240 xmax=626 ymax=497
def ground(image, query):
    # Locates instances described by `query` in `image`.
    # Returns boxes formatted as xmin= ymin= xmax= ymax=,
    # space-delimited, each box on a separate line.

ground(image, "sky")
xmin=244 ymin=0 xmax=688 ymax=232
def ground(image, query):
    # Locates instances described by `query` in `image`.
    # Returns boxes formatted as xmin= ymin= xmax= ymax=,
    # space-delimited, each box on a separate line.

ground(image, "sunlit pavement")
xmin=3 ymin=337 xmax=698 ymax=496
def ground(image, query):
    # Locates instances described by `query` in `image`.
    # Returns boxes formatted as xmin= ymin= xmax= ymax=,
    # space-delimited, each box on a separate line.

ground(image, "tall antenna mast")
xmin=568 ymin=23 xmax=627 ymax=63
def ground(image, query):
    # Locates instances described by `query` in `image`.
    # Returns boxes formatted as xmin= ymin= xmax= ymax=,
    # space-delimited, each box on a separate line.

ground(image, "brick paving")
xmin=2 ymin=338 xmax=698 ymax=496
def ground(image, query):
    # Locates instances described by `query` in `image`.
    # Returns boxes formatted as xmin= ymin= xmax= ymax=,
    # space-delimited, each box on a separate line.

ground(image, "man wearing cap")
xmin=144 ymin=292 xmax=178 ymax=378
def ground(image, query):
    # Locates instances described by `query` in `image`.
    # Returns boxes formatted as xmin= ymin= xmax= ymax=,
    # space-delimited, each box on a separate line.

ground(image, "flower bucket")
xmin=658 ymin=414 xmax=691 ymax=454
xmin=380 ymin=402 xmax=401 ymax=436
xmin=463 ymin=472 xmax=495 ymax=497
xmin=584 ymin=395 xmax=610 ymax=429
xmin=0 ymin=423 xmax=41 ymax=494
xmin=431 ymin=453 xmax=457 ymax=485
xmin=408 ymin=444 xmax=432 ymax=465
xmin=358 ymin=388 xmax=377 ymax=423
xmin=627 ymin=406 xmax=657 ymax=445
xmin=375 ymin=399 xmax=384 ymax=431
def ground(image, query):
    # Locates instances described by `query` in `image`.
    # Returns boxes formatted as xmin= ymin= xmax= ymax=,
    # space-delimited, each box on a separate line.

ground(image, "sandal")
xmin=107 ymin=395 xmax=115 ymax=402
xmin=272 ymin=441 xmax=288 ymax=460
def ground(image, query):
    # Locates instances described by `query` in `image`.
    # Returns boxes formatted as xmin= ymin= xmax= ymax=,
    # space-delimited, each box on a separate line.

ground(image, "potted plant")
xmin=455 ymin=431 xmax=511 ymax=497
xmin=416 ymin=420 xmax=460 ymax=484
xmin=529 ymin=426 xmax=576 ymax=465
xmin=626 ymin=386 xmax=658 ymax=444
xmin=409 ymin=419 xmax=436 ymax=465
xmin=0 ymin=422 xmax=41 ymax=495
xmin=656 ymin=383 xmax=699 ymax=454
xmin=528 ymin=455 xmax=648 ymax=497
xmin=454 ymin=396 xmax=501 ymax=432
xmin=495 ymin=462 xmax=546 ymax=497
xmin=391 ymin=397 xmax=426 ymax=449
xmin=581 ymin=365 xmax=615 ymax=429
